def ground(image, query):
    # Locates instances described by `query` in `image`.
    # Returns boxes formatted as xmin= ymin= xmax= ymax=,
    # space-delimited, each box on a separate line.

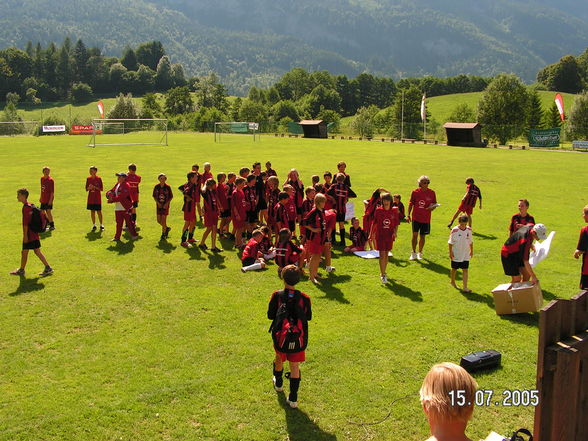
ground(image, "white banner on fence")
xmin=42 ymin=125 xmax=66 ymax=133
xmin=573 ymin=140 xmax=588 ymax=150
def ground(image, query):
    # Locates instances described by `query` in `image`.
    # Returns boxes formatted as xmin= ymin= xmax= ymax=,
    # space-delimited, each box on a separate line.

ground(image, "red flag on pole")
xmin=97 ymin=101 xmax=105 ymax=119
xmin=554 ymin=93 xmax=565 ymax=121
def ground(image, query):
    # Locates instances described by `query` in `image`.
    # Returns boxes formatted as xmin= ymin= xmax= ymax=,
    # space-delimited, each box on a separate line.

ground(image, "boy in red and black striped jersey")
xmin=191 ymin=164 xmax=203 ymax=222
xmin=266 ymin=176 xmax=281 ymax=237
xmin=265 ymin=161 xmax=277 ymax=178
xmin=231 ymin=177 xmax=248 ymax=249
xmin=180 ymin=172 xmax=198 ymax=248
xmin=40 ymin=166 xmax=55 ymax=231
xmin=304 ymin=193 xmax=327 ymax=284
xmin=153 ymin=173 xmax=173 ymax=240
xmin=275 ymin=228 xmax=303 ymax=277
xmin=345 ymin=217 xmax=368 ymax=253
xmin=225 ymin=172 xmax=237 ymax=238
xmin=322 ymin=172 xmax=333 ymax=209
xmin=448 ymin=177 xmax=482 ymax=228
xmin=10 ymin=188 xmax=53 ymax=277
xmin=283 ymin=185 xmax=298 ymax=236
xmin=199 ymin=178 xmax=222 ymax=252
xmin=126 ymin=163 xmax=141 ymax=227
xmin=326 ymin=173 xmax=357 ymax=246
xmin=244 ymin=174 xmax=259 ymax=234
xmin=217 ymin=173 xmax=231 ymax=238
xmin=501 ymin=223 xmax=547 ymax=284
xmin=574 ymin=205 xmax=588 ymax=290
xmin=509 ymin=199 xmax=535 ymax=236
xmin=300 ymin=187 xmax=316 ymax=243
xmin=337 ymin=161 xmax=351 ymax=187
xmin=275 ymin=192 xmax=291 ymax=234
xmin=259 ymin=226 xmax=276 ymax=261
xmin=86 ymin=166 xmax=104 ymax=231
xmin=241 ymin=229 xmax=267 ymax=272
xmin=285 ymin=169 xmax=304 ymax=220
xmin=268 ymin=265 xmax=312 ymax=408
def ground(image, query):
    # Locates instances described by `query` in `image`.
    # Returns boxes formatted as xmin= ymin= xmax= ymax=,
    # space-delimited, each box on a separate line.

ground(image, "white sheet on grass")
xmin=353 ymin=250 xmax=393 ymax=259
xmin=345 ymin=201 xmax=355 ymax=221
xmin=529 ymin=231 xmax=556 ymax=268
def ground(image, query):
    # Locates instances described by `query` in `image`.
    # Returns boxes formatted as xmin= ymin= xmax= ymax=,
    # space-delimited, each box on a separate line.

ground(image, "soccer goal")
xmin=88 ymin=118 xmax=168 ymax=147
xmin=0 ymin=121 xmax=39 ymax=136
xmin=214 ymin=122 xmax=259 ymax=142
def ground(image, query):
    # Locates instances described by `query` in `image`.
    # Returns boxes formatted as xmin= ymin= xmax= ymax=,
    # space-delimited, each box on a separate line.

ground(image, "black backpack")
xmin=28 ymin=204 xmax=47 ymax=233
xmin=268 ymin=290 xmax=308 ymax=353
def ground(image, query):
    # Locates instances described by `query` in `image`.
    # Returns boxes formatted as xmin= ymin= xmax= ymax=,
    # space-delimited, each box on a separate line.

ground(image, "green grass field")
xmin=0 ymin=133 xmax=586 ymax=441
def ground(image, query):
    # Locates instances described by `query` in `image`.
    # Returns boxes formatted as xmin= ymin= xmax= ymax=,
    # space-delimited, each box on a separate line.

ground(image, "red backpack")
xmin=268 ymin=290 xmax=308 ymax=353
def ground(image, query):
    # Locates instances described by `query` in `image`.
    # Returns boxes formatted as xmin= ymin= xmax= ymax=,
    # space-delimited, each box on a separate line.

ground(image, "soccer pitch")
xmin=0 ymin=133 xmax=585 ymax=440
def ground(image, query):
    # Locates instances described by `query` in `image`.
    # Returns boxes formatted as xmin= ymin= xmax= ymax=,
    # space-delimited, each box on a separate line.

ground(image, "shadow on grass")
xmin=499 ymin=312 xmax=539 ymax=327
xmin=107 ymin=239 xmax=135 ymax=254
xmin=459 ymin=289 xmax=495 ymax=309
xmin=207 ymin=253 xmax=226 ymax=269
xmin=541 ymin=289 xmax=559 ymax=301
xmin=473 ymin=231 xmax=498 ymax=241
xmin=385 ymin=279 xmax=423 ymax=302
xmin=416 ymin=258 xmax=450 ymax=276
xmin=9 ymin=276 xmax=45 ymax=296
xmin=85 ymin=230 xmax=103 ymax=242
xmin=391 ymin=257 xmax=409 ymax=268
xmin=314 ymin=273 xmax=351 ymax=304
xmin=277 ymin=391 xmax=337 ymax=441
xmin=156 ymin=239 xmax=176 ymax=254
xmin=186 ymin=245 xmax=205 ymax=261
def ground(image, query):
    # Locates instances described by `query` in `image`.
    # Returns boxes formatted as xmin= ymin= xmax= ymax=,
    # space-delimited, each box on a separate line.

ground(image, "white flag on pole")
xmin=420 ymin=94 xmax=426 ymax=122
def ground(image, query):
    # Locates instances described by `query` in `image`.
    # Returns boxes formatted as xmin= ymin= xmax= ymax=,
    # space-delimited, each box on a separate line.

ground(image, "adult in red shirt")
xmin=407 ymin=175 xmax=438 ymax=261
xmin=574 ymin=205 xmax=588 ymax=290
xmin=86 ymin=166 xmax=104 ymax=231
xmin=231 ymin=177 xmax=248 ymax=249
xmin=107 ymin=172 xmax=138 ymax=241
xmin=40 ymin=166 xmax=55 ymax=230
xmin=370 ymin=193 xmax=400 ymax=283
xmin=126 ymin=163 xmax=141 ymax=226
xmin=10 ymin=188 xmax=53 ymax=277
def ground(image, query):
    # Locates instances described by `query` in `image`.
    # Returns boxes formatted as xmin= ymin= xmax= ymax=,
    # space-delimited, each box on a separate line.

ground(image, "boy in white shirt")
xmin=448 ymin=215 xmax=473 ymax=293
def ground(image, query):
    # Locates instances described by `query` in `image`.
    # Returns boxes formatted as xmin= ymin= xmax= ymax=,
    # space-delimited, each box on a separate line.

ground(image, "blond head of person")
xmin=420 ymin=362 xmax=478 ymax=441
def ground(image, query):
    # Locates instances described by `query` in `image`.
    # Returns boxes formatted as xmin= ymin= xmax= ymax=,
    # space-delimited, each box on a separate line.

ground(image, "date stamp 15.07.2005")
xmin=448 ymin=389 xmax=539 ymax=407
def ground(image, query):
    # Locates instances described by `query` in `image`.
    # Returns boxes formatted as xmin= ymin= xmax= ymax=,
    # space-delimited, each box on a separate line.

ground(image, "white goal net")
xmin=88 ymin=118 xmax=168 ymax=147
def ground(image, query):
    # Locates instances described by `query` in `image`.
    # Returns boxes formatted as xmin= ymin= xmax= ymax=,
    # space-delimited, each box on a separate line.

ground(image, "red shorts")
xmin=275 ymin=349 xmax=305 ymax=362
xmin=307 ymin=240 xmax=324 ymax=255
xmin=184 ymin=210 xmax=196 ymax=221
xmin=376 ymin=235 xmax=394 ymax=252
xmin=204 ymin=212 xmax=218 ymax=228
xmin=458 ymin=202 xmax=474 ymax=215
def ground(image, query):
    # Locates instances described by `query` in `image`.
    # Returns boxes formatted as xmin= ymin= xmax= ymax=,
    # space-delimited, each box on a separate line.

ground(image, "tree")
xmin=527 ymin=90 xmax=544 ymax=129
xmin=448 ymin=103 xmax=477 ymax=123
xmin=478 ymin=74 xmax=529 ymax=145
xmin=121 ymin=47 xmax=139 ymax=71
xmin=350 ymin=105 xmax=379 ymax=138
xmin=155 ymin=56 xmax=173 ymax=91
xmin=238 ymin=100 xmax=268 ymax=124
xmin=164 ymin=86 xmax=194 ymax=115
xmin=195 ymin=74 xmax=228 ymax=112
xmin=141 ymin=93 xmax=162 ymax=118
xmin=0 ymin=101 xmax=24 ymax=135
xmin=271 ymin=100 xmax=299 ymax=121
xmin=537 ymin=55 xmax=584 ymax=93
xmin=317 ymin=108 xmax=341 ymax=133
xmin=136 ymin=64 xmax=156 ymax=93
xmin=70 ymin=82 xmax=93 ymax=103
xmin=544 ymin=102 xmax=562 ymax=128
xmin=26 ymin=88 xmax=41 ymax=105
xmin=230 ymin=97 xmax=242 ymax=120
xmin=6 ymin=92 xmax=19 ymax=105
xmin=56 ymin=44 xmax=73 ymax=94
xmin=72 ymin=39 xmax=89 ymax=82
xmin=171 ymin=64 xmax=186 ymax=87
xmin=298 ymin=85 xmax=342 ymax=118
xmin=136 ymin=41 xmax=165 ymax=71
xmin=390 ymin=86 xmax=424 ymax=139
xmin=107 ymin=93 xmax=140 ymax=119
xmin=568 ymin=91 xmax=588 ymax=140
xmin=109 ymin=63 xmax=128 ymax=93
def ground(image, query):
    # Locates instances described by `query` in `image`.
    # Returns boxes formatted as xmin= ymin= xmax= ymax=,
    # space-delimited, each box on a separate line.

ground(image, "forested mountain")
xmin=1 ymin=0 xmax=587 ymax=94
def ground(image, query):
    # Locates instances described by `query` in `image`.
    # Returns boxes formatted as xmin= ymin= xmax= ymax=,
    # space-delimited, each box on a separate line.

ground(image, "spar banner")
xmin=70 ymin=124 xmax=101 ymax=135
xmin=528 ymin=128 xmax=560 ymax=147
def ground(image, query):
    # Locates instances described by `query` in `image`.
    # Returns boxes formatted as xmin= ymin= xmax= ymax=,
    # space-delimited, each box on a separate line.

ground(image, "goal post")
xmin=88 ymin=118 xmax=168 ymax=147
xmin=214 ymin=122 xmax=259 ymax=142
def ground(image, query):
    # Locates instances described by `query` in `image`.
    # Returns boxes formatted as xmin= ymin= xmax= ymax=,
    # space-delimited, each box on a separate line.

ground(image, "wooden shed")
xmin=299 ymin=120 xmax=328 ymax=139
xmin=443 ymin=122 xmax=486 ymax=147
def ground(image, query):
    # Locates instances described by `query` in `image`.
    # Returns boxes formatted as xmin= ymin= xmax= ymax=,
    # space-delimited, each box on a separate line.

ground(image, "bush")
xmin=0 ymin=101 xmax=25 ymax=135
xmin=35 ymin=115 xmax=67 ymax=136
xmin=70 ymin=82 xmax=93 ymax=103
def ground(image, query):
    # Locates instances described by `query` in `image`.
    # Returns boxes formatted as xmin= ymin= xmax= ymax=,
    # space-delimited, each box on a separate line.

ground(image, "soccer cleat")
xmin=310 ymin=278 xmax=319 ymax=284
xmin=10 ymin=268 xmax=25 ymax=276
xmin=188 ymin=238 xmax=197 ymax=244
xmin=181 ymin=241 xmax=192 ymax=248
xmin=211 ymin=247 xmax=223 ymax=253
xmin=92 ymin=225 xmax=97 ymax=232
xmin=325 ymin=266 xmax=336 ymax=273
xmin=286 ymin=398 xmax=298 ymax=409
xmin=198 ymin=244 xmax=208 ymax=250
xmin=381 ymin=274 xmax=388 ymax=284
xmin=409 ymin=252 xmax=417 ymax=260
xmin=241 ymin=267 xmax=247 ymax=273
xmin=130 ymin=235 xmax=139 ymax=241
xmin=417 ymin=252 xmax=423 ymax=260
xmin=39 ymin=266 xmax=54 ymax=277
xmin=273 ymin=376 xmax=284 ymax=392
xmin=165 ymin=227 xmax=171 ymax=238
xmin=100 ymin=225 xmax=105 ymax=231
xmin=49 ymin=225 xmax=55 ymax=231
